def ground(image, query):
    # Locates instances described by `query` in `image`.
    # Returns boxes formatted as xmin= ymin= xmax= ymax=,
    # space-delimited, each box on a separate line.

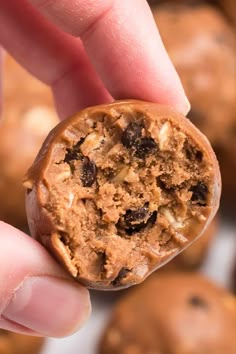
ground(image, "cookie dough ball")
xmin=0 ymin=330 xmax=44 ymax=354
xmin=24 ymin=100 xmax=220 ymax=290
xmin=153 ymin=3 xmax=236 ymax=202
xmin=0 ymin=55 xmax=58 ymax=229
xmin=167 ymin=215 xmax=218 ymax=269
xmin=100 ymin=272 xmax=236 ymax=354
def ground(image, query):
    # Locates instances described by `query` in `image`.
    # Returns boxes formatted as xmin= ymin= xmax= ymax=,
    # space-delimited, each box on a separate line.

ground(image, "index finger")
xmin=29 ymin=0 xmax=190 ymax=114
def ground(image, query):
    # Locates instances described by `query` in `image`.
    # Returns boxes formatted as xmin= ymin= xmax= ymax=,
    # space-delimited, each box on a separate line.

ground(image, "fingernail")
xmin=3 ymin=276 xmax=91 ymax=337
xmin=178 ymin=96 xmax=191 ymax=116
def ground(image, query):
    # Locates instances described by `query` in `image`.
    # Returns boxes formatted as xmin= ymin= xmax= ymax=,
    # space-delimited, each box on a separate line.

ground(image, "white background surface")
xmin=40 ymin=221 xmax=236 ymax=354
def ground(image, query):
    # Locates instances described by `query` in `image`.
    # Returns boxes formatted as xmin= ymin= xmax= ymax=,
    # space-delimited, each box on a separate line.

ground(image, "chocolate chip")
xmin=64 ymin=138 xmax=85 ymax=163
xmin=188 ymin=295 xmax=208 ymax=309
xmin=147 ymin=210 xmax=158 ymax=227
xmin=58 ymin=231 xmax=70 ymax=245
xmin=121 ymin=122 xmax=143 ymax=149
xmin=117 ymin=204 xmax=157 ymax=236
xmin=135 ymin=137 xmax=157 ymax=159
xmin=190 ymin=182 xmax=208 ymax=206
xmin=121 ymin=122 xmax=157 ymax=159
xmin=111 ymin=268 xmax=130 ymax=286
xmin=157 ymin=176 xmax=175 ymax=192
xmin=80 ymin=157 xmax=97 ymax=187
xmin=184 ymin=142 xmax=203 ymax=162
xmin=96 ymin=251 xmax=107 ymax=273
xmin=64 ymin=149 xmax=80 ymax=163
xmin=124 ymin=204 xmax=149 ymax=227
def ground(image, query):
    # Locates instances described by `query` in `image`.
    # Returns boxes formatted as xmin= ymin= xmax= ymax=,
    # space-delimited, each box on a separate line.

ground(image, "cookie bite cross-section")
xmin=23 ymin=100 xmax=221 ymax=290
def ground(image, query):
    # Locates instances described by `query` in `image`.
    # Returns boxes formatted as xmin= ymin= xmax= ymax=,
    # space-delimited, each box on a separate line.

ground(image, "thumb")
xmin=0 ymin=222 xmax=91 ymax=338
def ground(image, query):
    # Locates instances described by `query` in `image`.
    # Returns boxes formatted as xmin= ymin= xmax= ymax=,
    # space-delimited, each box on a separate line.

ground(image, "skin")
xmin=0 ymin=0 xmax=189 ymax=338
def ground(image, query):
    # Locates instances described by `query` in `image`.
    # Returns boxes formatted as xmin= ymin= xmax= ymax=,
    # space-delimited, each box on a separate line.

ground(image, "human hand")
xmin=0 ymin=0 xmax=189 ymax=338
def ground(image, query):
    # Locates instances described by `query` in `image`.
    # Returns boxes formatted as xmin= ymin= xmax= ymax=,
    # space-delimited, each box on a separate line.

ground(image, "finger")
xmin=0 ymin=222 xmax=91 ymax=338
xmin=28 ymin=0 xmax=190 ymax=114
xmin=0 ymin=1 xmax=111 ymax=118
xmin=52 ymin=57 xmax=112 ymax=118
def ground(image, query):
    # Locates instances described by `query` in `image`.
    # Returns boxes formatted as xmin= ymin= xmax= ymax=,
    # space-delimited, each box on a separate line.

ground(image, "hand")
xmin=0 ymin=0 xmax=190 ymax=338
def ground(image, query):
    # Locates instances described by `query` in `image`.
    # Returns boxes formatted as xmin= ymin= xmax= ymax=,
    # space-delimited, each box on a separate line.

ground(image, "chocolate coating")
xmin=24 ymin=100 xmax=221 ymax=290
xmin=153 ymin=3 xmax=236 ymax=204
xmin=166 ymin=215 xmax=218 ymax=270
xmin=0 ymin=55 xmax=58 ymax=229
xmin=0 ymin=330 xmax=44 ymax=354
xmin=100 ymin=272 xmax=236 ymax=354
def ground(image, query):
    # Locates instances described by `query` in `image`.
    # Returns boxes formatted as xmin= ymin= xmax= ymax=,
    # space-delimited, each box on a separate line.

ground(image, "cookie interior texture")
xmin=99 ymin=273 xmax=236 ymax=354
xmin=25 ymin=101 xmax=220 ymax=289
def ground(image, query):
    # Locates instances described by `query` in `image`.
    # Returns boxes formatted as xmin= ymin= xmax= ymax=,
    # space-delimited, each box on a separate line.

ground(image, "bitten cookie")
xmin=0 ymin=330 xmax=44 ymax=354
xmin=153 ymin=3 xmax=236 ymax=203
xmin=24 ymin=100 xmax=221 ymax=290
xmin=0 ymin=55 xmax=58 ymax=230
xmin=99 ymin=272 xmax=236 ymax=354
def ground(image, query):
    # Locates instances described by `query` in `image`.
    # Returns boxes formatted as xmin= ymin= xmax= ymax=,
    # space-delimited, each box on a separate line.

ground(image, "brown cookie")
xmin=24 ymin=100 xmax=221 ymax=290
xmin=0 ymin=55 xmax=58 ymax=229
xmin=153 ymin=3 xmax=236 ymax=204
xmin=0 ymin=330 xmax=44 ymax=354
xmin=100 ymin=272 xmax=236 ymax=354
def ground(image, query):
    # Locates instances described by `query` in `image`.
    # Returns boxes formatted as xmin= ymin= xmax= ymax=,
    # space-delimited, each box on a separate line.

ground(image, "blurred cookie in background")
xmin=0 ymin=55 xmax=58 ymax=230
xmin=153 ymin=3 xmax=236 ymax=206
xmin=3 ymin=55 xmax=54 ymax=114
xmin=147 ymin=1 xmax=235 ymax=29
xmin=165 ymin=215 xmax=218 ymax=270
xmin=218 ymin=0 xmax=236 ymax=29
xmin=99 ymin=272 xmax=236 ymax=354
xmin=0 ymin=330 xmax=44 ymax=354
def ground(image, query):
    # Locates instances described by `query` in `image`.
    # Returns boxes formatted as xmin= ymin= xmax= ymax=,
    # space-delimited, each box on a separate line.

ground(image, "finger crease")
xmin=79 ymin=1 xmax=114 ymax=41
xmin=50 ymin=63 xmax=79 ymax=89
